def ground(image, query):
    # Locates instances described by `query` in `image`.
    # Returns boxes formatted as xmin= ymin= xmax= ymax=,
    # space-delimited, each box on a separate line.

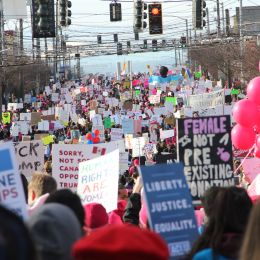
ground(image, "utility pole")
xmin=54 ymin=0 xmax=59 ymax=82
xmin=206 ymin=8 xmax=210 ymax=36
xmin=225 ymin=9 xmax=230 ymax=36
xmin=19 ymin=19 xmax=24 ymax=100
xmin=216 ymin=0 xmax=221 ymax=37
xmin=0 ymin=0 xmax=5 ymax=116
xmin=221 ymin=2 xmax=225 ymax=35
xmin=239 ymin=0 xmax=243 ymax=82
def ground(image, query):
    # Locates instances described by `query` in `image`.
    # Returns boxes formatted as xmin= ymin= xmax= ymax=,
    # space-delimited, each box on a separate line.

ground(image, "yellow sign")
xmin=42 ymin=135 xmax=54 ymax=146
xmin=2 ymin=112 xmax=11 ymax=124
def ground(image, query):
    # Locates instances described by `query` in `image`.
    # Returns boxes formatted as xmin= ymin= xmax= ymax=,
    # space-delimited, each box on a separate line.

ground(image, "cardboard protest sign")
xmin=177 ymin=116 xmax=234 ymax=204
xmin=122 ymin=118 xmax=134 ymax=134
xmin=0 ymin=143 xmax=28 ymax=219
xmin=52 ymin=142 xmax=119 ymax=190
xmin=111 ymin=128 xmax=123 ymax=141
xmin=22 ymin=136 xmax=31 ymax=141
xmin=89 ymin=100 xmax=98 ymax=110
xmin=34 ymin=133 xmax=48 ymax=140
xmin=156 ymin=153 xmax=175 ymax=164
xmin=31 ymin=112 xmax=42 ymax=125
xmin=123 ymin=100 xmax=133 ymax=111
xmin=77 ymin=149 xmax=119 ymax=212
xmin=187 ymin=89 xmax=225 ymax=109
xmin=140 ymin=163 xmax=198 ymax=258
xmin=13 ymin=141 xmax=45 ymax=180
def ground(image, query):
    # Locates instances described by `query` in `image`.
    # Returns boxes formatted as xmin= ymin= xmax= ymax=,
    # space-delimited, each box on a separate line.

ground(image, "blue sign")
xmin=0 ymin=149 xmax=13 ymax=172
xmin=140 ymin=163 xmax=198 ymax=259
xmin=122 ymin=118 xmax=134 ymax=134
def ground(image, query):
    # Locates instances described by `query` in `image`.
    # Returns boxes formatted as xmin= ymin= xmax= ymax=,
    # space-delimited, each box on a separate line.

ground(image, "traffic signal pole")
xmin=54 ymin=0 xmax=59 ymax=82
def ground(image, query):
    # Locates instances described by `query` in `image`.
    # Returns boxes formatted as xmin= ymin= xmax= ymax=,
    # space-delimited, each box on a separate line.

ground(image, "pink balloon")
xmin=233 ymin=99 xmax=259 ymax=127
xmin=247 ymin=76 xmax=260 ymax=105
xmin=231 ymin=124 xmax=256 ymax=150
xmin=255 ymin=146 xmax=260 ymax=158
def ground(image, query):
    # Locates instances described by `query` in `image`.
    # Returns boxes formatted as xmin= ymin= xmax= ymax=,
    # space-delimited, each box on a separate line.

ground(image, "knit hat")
xmin=73 ymin=225 xmax=169 ymax=260
xmin=108 ymin=200 xmax=127 ymax=225
xmin=84 ymin=203 xmax=108 ymax=229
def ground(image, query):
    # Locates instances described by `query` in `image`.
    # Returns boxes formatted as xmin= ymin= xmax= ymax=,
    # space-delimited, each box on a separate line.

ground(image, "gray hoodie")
xmin=28 ymin=203 xmax=82 ymax=260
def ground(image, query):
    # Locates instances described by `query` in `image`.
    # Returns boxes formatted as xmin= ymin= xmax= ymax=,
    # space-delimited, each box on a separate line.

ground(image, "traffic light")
xmin=59 ymin=0 xmax=72 ymax=27
xmin=114 ymin=34 xmax=118 ymax=43
xmin=149 ymin=3 xmax=163 ymax=35
xmin=127 ymin=41 xmax=131 ymax=50
xmin=193 ymin=0 xmax=206 ymax=29
xmin=143 ymin=39 xmax=147 ymax=49
xmin=133 ymin=0 xmax=147 ymax=32
xmin=110 ymin=3 xmax=122 ymax=22
xmin=152 ymin=39 xmax=158 ymax=51
xmin=180 ymin=36 xmax=187 ymax=46
xmin=117 ymin=43 xmax=123 ymax=55
xmin=32 ymin=0 xmax=55 ymax=38
xmin=135 ymin=32 xmax=139 ymax=40
xmin=97 ymin=35 xmax=102 ymax=44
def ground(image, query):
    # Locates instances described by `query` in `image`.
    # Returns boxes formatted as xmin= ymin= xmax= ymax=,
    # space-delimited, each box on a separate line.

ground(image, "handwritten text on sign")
xmin=77 ymin=149 xmax=119 ymax=212
xmin=52 ymin=141 xmax=122 ymax=191
xmin=177 ymin=116 xmax=234 ymax=203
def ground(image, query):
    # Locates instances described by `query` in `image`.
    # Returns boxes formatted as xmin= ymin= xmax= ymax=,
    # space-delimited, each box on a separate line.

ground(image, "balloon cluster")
xmin=86 ymin=129 xmax=100 ymax=144
xmin=231 ymin=76 xmax=260 ymax=157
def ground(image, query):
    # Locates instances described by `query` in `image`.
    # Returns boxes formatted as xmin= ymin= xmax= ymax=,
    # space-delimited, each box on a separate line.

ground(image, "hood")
xmin=28 ymin=203 xmax=82 ymax=260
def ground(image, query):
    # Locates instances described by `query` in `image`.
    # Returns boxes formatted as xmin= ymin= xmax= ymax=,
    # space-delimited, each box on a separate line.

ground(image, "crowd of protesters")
xmin=0 ymin=65 xmax=258 ymax=260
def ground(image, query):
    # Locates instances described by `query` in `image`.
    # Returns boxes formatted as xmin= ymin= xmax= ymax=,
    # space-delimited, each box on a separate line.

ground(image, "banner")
xmin=187 ymin=89 xmax=225 ymax=109
xmin=52 ymin=142 xmax=120 ymax=190
xmin=160 ymin=129 xmax=174 ymax=140
xmin=139 ymin=163 xmax=198 ymax=259
xmin=13 ymin=141 xmax=45 ymax=180
xmin=77 ymin=150 xmax=119 ymax=213
xmin=177 ymin=116 xmax=234 ymax=203
xmin=0 ymin=143 xmax=28 ymax=220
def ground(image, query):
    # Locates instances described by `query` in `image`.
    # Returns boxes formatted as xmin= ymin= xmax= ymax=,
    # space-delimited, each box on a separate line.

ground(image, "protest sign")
xmin=149 ymin=94 xmax=160 ymax=104
xmin=177 ymin=116 xmax=234 ymax=204
xmin=165 ymin=97 xmax=177 ymax=105
xmin=132 ymin=137 xmax=146 ymax=157
xmin=187 ymin=89 xmax=225 ymax=109
xmin=89 ymin=100 xmax=98 ymax=110
xmin=38 ymin=121 xmax=49 ymax=131
xmin=34 ymin=133 xmax=48 ymax=140
xmin=149 ymin=123 xmax=158 ymax=143
xmin=122 ymin=118 xmax=134 ymax=134
xmin=22 ymin=136 xmax=31 ymax=141
xmin=51 ymin=93 xmax=59 ymax=102
xmin=31 ymin=112 xmax=42 ymax=125
xmin=77 ymin=149 xmax=119 ymax=212
xmin=119 ymin=151 xmax=129 ymax=174
xmin=0 ymin=143 xmax=28 ymax=220
xmin=104 ymin=117 xmax=112 ymax=129
xmin=125 ymin=134 xmax=133 ymax=149
xmin=7 ymin=103 xmax=23 ymax=111
xmin=52 ymin=142 xmax=119 ymax=190
xmin=42 ymin=135 xmax=55 ymax=146
xmin=2 ymin=112 xmax=11 ymax=124
xmin=134 ymin=120 xmax=142 ymax=134
xmin=160 ymin=129 xmax=174 ymax=140
xmin=111 ymin=128 xmax=123 ymax=141
xmin=13 ymin=140 xmax=45 ymax=180
xmin=24 ymin=94 xmax=32 ymax=104
xmin=20 ymin=113 xmax=31 ymax=122
xmin=156 ymin=153 xmax=176 ymax=164
xmin=139 ymin=163 xmax=198 ymax=259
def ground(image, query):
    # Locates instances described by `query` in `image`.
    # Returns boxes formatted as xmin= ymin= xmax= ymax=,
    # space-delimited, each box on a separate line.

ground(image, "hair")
xmin=20 ymin=173 xmax=28 ymax=203
xmin=201 ymin=186 xmax=225 ymax=218
xmin=45 ymin=189 xmax=85 ymax=228
xmin=240 ymin=200 xmax=260 ymax=260
xmin=0 ymin=205 xmax=37 ymax=260
xmin=28 ymin=173 xmax=57 ymax=198
xmin=188 ymin=187 xmax=252 ymax=259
